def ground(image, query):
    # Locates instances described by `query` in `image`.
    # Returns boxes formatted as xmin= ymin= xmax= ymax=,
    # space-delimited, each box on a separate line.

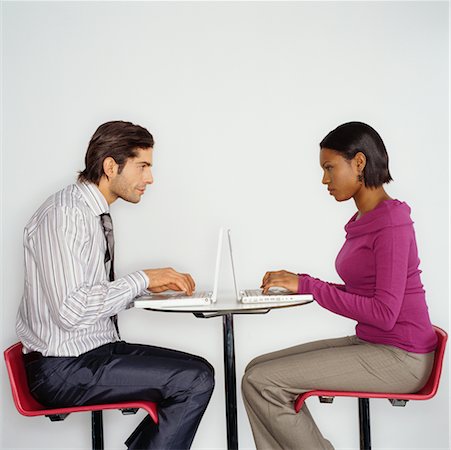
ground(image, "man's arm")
xmin=30 ymin=206 xmax=147 ymax=331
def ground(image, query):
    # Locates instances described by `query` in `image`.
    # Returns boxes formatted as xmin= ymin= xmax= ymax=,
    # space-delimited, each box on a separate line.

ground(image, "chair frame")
xmin=294 ymin=326 xmax=448 ymax=450
xmin=4 ymin=342 xmax=158 ymax=450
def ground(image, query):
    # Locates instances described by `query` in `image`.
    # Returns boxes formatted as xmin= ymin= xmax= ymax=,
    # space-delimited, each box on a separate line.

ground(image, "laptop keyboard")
xmin=148 ymin=291 xmax=211 ymax=299
xmin=244 ymin=288 xmax=290 ymax=297
xmin=244 ymin=289 xmax=265 ymax=296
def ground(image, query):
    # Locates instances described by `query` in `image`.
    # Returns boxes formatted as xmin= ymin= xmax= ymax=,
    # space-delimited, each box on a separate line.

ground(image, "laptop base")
xmin=134 ymin=291 xmax=213 ymax=308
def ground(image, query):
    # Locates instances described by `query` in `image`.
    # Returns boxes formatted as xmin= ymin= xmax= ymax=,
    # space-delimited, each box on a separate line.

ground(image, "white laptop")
xmin=227 ymin=229 xmax=313 ymax=304
xmin=133 ymin=229 xmax=223 ymax=308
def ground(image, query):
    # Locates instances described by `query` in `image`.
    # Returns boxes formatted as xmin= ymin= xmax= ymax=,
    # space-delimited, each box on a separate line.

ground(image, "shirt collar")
xmin=76 ymin=182 xmax=109 ymax=216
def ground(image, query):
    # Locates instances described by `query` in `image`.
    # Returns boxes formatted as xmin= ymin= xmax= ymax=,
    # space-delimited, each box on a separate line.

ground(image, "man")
xmin=16 ymin=121 xmax=215 ymax=449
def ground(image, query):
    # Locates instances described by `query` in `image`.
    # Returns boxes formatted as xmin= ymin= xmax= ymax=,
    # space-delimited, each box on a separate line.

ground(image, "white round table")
xmin=135 ymin=295 xmax=313 ymax=450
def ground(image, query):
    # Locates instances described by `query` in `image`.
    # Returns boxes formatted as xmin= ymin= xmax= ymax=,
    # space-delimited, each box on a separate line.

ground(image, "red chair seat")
xmin=4 ymin=342 xmax=158 ymax=450
xmin=4 ymin=342 xmax=158 ymax=423
xmin=295 ymin=326 xmax=447 ymax=413
xmin=294 ymin=326 xmax=447 ymax=450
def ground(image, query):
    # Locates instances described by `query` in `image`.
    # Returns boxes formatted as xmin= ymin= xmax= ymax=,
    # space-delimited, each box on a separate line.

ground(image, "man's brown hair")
xmin=78 ymin=121 xmax=154 ymax=184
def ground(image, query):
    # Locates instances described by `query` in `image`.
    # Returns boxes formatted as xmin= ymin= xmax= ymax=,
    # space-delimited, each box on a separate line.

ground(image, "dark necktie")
xmin=100 ymin=213 xmax=120 ymax=338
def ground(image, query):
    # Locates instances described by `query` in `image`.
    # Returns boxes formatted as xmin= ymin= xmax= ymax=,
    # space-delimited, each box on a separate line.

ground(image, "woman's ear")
xmin=355 ymin=152 xmax=367 ymax=172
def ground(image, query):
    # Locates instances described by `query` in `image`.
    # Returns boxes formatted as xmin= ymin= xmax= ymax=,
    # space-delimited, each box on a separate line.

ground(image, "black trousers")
xmin=24 ymin=341 xmax=215 ymax=450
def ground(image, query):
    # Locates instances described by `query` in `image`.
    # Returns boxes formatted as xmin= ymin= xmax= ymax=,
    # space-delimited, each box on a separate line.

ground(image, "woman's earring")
xmin=357 ymin=172 xmax=364 ymax=183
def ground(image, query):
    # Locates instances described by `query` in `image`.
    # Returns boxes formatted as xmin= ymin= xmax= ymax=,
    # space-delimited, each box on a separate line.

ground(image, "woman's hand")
xmin=261 ymin=270 xmax=299 ymax=294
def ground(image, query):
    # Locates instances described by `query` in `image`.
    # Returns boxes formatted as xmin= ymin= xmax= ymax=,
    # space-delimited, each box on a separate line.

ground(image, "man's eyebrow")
xmin=136 ymin=161 xmax=152 ymax=167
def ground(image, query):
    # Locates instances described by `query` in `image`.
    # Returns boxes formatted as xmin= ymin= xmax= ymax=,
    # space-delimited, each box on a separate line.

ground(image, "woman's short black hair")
xmin=320 ymin=121 xmax=393 ymax=188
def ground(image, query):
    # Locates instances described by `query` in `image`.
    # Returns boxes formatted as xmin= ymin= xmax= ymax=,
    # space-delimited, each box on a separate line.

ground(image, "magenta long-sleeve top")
xmin=298 ymin=199 xmax=437 ymax=353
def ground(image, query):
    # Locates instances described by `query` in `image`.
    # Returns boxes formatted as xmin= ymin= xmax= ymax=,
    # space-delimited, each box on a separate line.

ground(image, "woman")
xmin=241 ymin=122 xmax=437 ymax=450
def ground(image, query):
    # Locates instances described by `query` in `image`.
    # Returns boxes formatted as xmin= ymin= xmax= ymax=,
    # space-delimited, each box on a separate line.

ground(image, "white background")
xmin=1 ymin=2 xmax=449 ymax=449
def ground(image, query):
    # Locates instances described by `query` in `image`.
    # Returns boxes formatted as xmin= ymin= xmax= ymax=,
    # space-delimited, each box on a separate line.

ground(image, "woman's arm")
xmin=298 ymin=225 xmax=412 ymax=330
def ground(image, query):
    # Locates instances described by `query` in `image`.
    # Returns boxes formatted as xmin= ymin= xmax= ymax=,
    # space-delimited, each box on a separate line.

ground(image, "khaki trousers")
xmin=241 ymin=335 xmax=434 ymax=450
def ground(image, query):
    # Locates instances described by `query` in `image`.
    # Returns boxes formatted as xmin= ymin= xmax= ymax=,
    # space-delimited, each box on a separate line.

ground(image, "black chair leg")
xmin=358 ymin=398 xmax=371 ymax=450
xmin=91 ymin=411 xmax=104 ymax=450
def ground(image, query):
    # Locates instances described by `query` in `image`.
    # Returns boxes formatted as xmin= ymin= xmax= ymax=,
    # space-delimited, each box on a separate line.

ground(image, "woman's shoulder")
xmin=345 ymin=199 xmax=414 ymax=238
xmin=379 ymin=199 xmax=413 ymax=226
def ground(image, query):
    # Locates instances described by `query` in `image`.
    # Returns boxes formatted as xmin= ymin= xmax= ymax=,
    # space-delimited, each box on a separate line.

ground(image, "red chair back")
xmin=4 ymin=342 xmax=47 ymax=414
xmin=415 ymin=326 xmax=448 ymax=397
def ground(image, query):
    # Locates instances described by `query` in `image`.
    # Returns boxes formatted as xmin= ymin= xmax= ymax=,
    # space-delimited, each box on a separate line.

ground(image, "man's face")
xmin=109 ymin=147 xmax=154 ymax=204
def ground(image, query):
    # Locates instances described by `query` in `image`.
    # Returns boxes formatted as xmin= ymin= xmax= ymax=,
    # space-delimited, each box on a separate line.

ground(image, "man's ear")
xmin=103 ymin=157 xmax=118 ymax=179
xmin=355 ymin=151 xmax=367 ymax=172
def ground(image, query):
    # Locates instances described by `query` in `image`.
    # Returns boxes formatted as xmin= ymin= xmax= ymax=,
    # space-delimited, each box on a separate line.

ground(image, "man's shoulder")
xmin=38 ymin=184 xmax=85 ymax=212
xmin=57 ymin=183 xmax=88 ymax=208
xmin=25 ymin=184 xmax=90 ymax=232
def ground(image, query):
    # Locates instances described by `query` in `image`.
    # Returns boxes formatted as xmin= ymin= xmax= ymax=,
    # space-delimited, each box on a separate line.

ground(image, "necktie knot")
xmin=100 ymin=213 xmax=113 ymax=232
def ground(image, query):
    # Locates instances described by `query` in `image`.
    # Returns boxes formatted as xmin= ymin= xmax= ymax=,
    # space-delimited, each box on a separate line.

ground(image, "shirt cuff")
xmin=297 ymin=273 xmax=310 ymax=294
xmin=123 ymin=271 xmax=149 ymax=299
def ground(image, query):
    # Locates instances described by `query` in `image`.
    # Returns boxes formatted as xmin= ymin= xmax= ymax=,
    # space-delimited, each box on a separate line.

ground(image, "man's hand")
xmin=143 ymin=268 xmax=195 ymax=296
xmin=261 ymin=270 xmax=298 ymax=294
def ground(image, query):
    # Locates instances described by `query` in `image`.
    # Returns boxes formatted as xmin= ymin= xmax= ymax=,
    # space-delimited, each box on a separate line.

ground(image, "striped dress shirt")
xmin=16 ymin=182 xmax=149 ymax=357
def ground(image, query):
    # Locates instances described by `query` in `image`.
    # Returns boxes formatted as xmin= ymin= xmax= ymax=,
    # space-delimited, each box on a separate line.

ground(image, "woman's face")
xmin=320 ymin=147 xmax=364 ymax=202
